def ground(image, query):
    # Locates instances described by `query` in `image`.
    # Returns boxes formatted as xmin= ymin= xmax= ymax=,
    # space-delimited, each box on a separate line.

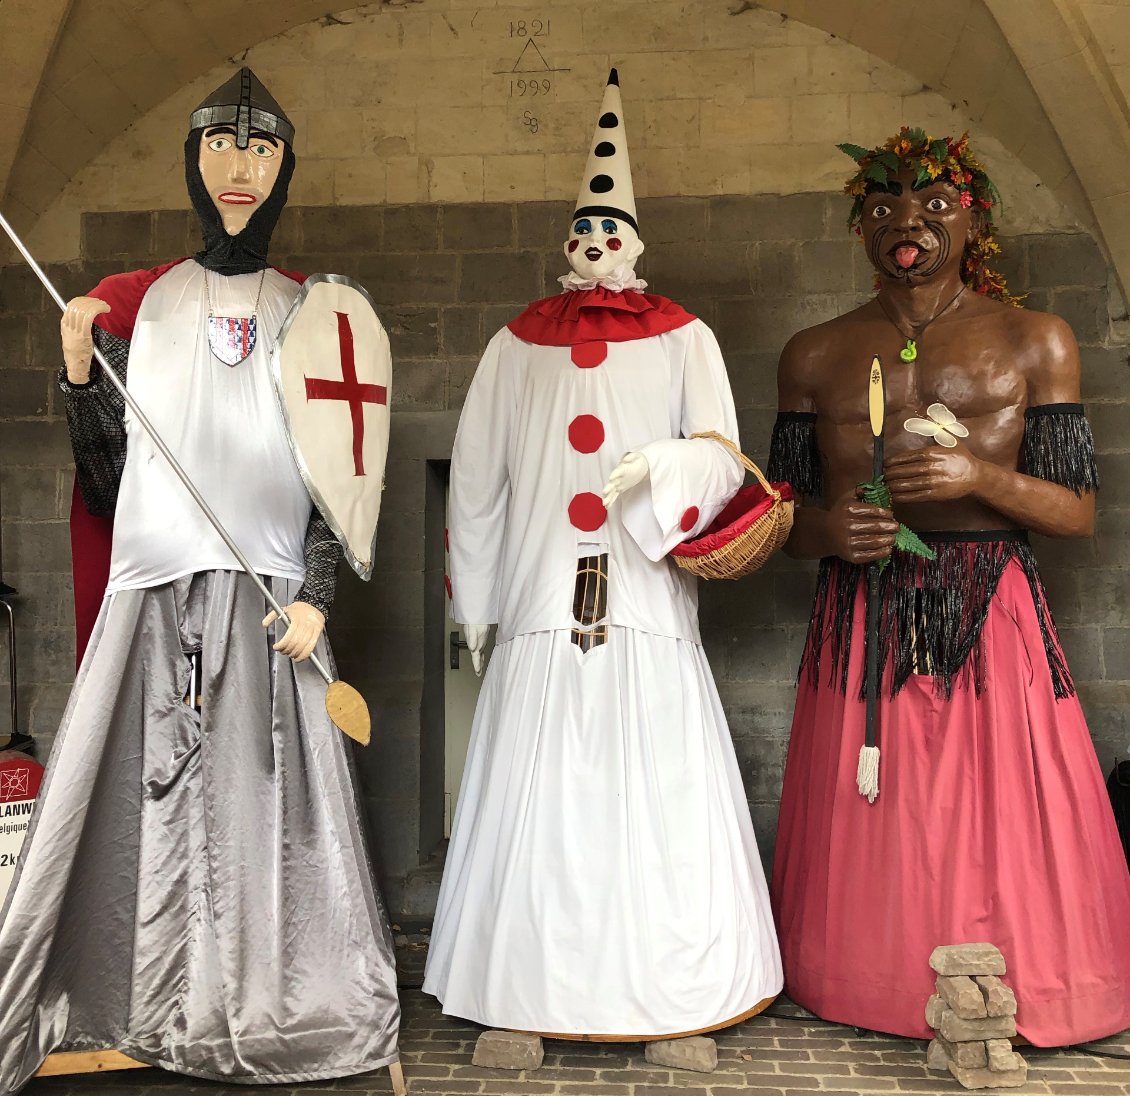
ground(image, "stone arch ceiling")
xmin=0 ymin=0 xmax=1119 ymax=276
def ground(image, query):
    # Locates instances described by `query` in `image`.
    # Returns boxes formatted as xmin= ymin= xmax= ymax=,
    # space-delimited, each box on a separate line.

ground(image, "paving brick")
xmin=472 ymin=1025 xmax=542 ymax=1066
xmin=301 ymin=206 xmax=383 ymax=253
xmin=936 ymin=974 xmax=988 ymax=1020
xmin=930 ymin=943 xmax=1007 ymax=976
xmin=644 ymin=1036 xmax=718 ymax=1073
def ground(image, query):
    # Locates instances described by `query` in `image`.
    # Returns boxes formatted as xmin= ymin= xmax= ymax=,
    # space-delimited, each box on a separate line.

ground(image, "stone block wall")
xmin=2 ymin=196 xmax=1127 ymax=910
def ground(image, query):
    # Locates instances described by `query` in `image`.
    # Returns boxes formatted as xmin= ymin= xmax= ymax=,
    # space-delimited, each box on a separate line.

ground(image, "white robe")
xmin=424 ymin=314 xmax=783 ymax=1036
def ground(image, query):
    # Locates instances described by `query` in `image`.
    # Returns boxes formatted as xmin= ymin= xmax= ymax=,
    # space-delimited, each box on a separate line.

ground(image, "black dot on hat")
xmin=594 ymin=141 xmax=616 ymax=157
xmin=598 ymin=112 xmax=618 ymax=129
xmin=589 ymin=174 xmax=614 ymax=194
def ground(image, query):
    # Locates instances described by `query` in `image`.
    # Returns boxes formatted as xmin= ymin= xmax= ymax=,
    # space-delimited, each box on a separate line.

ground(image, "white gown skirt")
xmin=423 ymin=625 xmax=783 ymax=1036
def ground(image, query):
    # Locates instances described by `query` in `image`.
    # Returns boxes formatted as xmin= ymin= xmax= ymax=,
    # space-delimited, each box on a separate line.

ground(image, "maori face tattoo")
xmin=198 ymin=125 xmax=285 ymax=235
xmin=564 ymin=215 xmax=644 ymax=280
xmin=861 ymin=169 xmax=978 ymax=287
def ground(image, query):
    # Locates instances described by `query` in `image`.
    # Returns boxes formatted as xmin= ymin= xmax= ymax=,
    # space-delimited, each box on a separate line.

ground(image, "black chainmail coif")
xmin=185 ymin=132 xmax=295 ymax=276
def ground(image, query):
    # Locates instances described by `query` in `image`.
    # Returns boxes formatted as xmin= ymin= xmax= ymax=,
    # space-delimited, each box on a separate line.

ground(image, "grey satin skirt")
xmin=0 ymin=572 xmax=400 ymax=1091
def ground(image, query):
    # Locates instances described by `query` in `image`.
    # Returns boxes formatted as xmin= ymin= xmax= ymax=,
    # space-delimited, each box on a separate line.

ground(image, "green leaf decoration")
xmin=837 ymin=142 xmax=871 ymax=162
xmin=915 ymin=165 xmax=932 ymax=188
xmin=929 ymin=138 xmax=950 ymax=162
xmin=864 ymin=163 xmax=889 ymax=183
xmin=857 ymin=477 xmax=937 ymax=572
xmin=904 ymin=126 xmax=928 ymax=145
xmin=876 ymin=151 xmax=900 ymax=172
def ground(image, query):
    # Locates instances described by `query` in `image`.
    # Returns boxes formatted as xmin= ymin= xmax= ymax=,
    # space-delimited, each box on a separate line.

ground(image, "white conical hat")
xmin=573 ymin=68 xmax=638 ymax=233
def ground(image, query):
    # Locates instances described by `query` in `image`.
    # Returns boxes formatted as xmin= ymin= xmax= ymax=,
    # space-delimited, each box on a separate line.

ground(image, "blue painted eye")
xmin=601 ymin=219 xmax=618 ymax=234
xmin=573 ymin=218 xmax=592 ymax=235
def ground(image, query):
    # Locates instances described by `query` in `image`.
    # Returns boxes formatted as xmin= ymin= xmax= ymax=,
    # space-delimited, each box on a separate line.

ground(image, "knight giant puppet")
xmin=423 ymin=71 xmax=783 ymax=1046
xmin=0 ymin=69 xmax=400 ymax=1089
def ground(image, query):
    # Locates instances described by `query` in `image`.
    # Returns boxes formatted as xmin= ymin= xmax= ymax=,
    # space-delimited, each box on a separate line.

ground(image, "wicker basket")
xmin=670 ymin=432 xmax=795 ymax=580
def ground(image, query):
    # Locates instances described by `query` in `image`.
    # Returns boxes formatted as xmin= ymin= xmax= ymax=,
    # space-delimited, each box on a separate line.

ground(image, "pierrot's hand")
xmin=601 ymin=452 xmax=650 ymax=509
xmin=464 ymin=623 xmax=490 ymax=676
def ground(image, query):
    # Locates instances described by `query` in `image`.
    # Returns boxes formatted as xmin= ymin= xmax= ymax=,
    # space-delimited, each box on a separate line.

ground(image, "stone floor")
xmin=23 ymin=936 xmax=1130 ymax=1096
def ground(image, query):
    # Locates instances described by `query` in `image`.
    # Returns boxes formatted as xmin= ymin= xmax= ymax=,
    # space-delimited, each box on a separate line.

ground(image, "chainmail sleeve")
xmin=296 ymin=509 xmax=344 ymax=620
xmin=57 ymin=327 xmax=130 ymax=517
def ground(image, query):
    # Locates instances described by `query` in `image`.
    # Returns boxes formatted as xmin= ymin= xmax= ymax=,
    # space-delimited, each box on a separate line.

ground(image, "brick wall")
xmin=2 ymin=196 xmax=1127 ymax=913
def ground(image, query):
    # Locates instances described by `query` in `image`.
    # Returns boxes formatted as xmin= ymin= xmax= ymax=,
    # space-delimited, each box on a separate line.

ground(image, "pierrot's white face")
xmin=563 ymin=215 xmax=644 ymax=280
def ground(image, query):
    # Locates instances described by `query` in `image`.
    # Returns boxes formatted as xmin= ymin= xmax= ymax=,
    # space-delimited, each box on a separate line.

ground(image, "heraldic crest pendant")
xmin=208 ymin=314 xmax=258 ymax=366
xmin=205 ymin=267 xmax=265 ymax=367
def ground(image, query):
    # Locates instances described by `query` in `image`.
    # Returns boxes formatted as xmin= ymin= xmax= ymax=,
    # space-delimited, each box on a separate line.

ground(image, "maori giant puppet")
xmin=768 ymin=127 xmax=1130 ymax=1045
xmin=0 ymin=69 xmax=401 ymax=1089
xmin=424 ymin=70 xmax=783 ymax=1049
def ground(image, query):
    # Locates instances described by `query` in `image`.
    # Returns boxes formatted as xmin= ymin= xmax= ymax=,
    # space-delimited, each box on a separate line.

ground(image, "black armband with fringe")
xmin=767 ymin=410 xmax=822 ymax=499
xmin=1021 ymin=403 xmax=1099 ymax=495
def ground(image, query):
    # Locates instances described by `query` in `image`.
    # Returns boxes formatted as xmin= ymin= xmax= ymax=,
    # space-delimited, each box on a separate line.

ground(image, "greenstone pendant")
xmin=900 ymin=339 xmax=918 ymax=363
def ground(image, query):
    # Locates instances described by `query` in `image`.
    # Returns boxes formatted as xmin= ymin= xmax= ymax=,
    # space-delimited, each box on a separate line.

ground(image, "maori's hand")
xmin=464 ymin=623 xmax=490 ymax=677
xmin=61 ymin=296 xmax=112 ymax=384
xmin=885 ymin=443 xmax=982 ymax=504
xmin=826 ymin=488 xmax=900 ymax=565
xmin=601 ymin=452 xmax=650 ymax=509
xmin=263 ymin=601 xmax=326 ymax=663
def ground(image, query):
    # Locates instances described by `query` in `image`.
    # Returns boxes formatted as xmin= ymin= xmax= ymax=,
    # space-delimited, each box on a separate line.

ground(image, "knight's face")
xmin=860 ymin=167 xmax=978 ymax=288
xmin=198 ymin=126 xmax=284 ymax=235
xmin=564 ymin=215 xmax=644 ymax=280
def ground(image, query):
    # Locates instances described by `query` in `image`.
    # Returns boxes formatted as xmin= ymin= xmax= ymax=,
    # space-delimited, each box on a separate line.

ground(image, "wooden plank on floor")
xmin=36 ymin=1051 xmax=147 ymax=1077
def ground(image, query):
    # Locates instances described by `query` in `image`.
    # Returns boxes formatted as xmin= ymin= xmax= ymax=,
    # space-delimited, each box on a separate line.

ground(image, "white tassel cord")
xmin=857 ymin=744 xmax=880 ymax=803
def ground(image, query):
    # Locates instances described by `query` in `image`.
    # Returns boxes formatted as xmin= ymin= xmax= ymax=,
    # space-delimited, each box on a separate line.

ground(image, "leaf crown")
xmin=838 ymin=127 xmax=1021 ymax=306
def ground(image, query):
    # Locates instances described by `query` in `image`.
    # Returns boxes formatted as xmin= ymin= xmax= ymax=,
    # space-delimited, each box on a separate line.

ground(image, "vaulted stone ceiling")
xmin=3 ymin=0 xmax=1130 ymax=296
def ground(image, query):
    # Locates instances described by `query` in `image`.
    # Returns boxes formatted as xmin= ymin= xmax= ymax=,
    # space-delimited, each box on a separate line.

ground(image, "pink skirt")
xmin=771 ymin=560 xmax=1130 ymax=1045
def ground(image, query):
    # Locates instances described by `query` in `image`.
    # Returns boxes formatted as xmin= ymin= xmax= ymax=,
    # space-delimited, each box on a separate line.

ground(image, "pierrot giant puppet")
xmin=0 ymin=69 xmax=401 ymax=1091
xmin=423 ymin=71 xmax=783 ymax=1050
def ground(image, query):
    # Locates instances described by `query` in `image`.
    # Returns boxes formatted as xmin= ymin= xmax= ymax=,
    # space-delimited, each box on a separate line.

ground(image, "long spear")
xmin=857 ymin=354 xmax=885 ymax=802
xmin=0 ymin=211 xmax=371 ymax=746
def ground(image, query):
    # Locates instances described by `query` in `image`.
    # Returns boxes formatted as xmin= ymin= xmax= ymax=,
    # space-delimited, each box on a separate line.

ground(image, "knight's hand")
xmin=464 ymin=623 xmax=490 ymax=677
xmin=601 ymin=452 xmax=650 ymax=509
xmin=61 ymin=296 xmax=112 ymax=384
xmin=263 ymin=602 xmax=326 ymax=663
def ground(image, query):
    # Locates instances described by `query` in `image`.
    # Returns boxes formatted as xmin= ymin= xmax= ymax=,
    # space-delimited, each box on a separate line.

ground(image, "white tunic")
xmin=107 ymin=261 xmax=310 ymax=594
xmin=426 ymin=311 xmax=783 ymax=1036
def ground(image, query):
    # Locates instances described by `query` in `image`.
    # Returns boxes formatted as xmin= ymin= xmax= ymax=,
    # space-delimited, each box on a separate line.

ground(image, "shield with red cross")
xmin=272 ymin=274 xmax=392 ymax=580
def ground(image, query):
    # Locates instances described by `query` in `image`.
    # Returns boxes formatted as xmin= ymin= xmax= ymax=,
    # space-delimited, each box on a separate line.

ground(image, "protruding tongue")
xmin=895 ymin=245 xmax=919 ymax=270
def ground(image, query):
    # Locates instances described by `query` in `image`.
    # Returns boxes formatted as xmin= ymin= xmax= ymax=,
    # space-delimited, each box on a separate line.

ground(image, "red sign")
xmin=0 ymin=754 xmax=43 ymax=803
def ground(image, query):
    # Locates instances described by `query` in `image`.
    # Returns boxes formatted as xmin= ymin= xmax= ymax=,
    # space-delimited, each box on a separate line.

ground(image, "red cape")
xmin=506 ymin=287 xmax=695 ymax=347
xmin=70 ymin=260 xmax=305 ymax=665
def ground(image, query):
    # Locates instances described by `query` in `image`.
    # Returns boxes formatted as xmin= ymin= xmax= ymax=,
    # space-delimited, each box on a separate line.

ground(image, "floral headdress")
xmin=838 ymin=127 xmax=1021 ymax=305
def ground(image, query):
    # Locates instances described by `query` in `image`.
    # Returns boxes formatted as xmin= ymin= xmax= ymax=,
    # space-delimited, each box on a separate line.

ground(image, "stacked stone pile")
xmin=925 ymin=943 xmax=1027 ymax=1089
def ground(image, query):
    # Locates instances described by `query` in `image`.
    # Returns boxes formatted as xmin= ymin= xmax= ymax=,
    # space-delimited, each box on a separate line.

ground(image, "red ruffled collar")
xmin=507 ymin=287 xmax=696 ymax=347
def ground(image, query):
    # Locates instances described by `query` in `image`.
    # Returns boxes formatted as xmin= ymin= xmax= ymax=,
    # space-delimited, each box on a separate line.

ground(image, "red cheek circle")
xmin=680 ymin=506 xmax=701 ymax=532
xmin=568 ymin=414 xmax=605 ymax=453
xmin=567 ymin=240 xmax=580 ymax=253
xmin=607 ymin=237 xmax=623 ymax=251
xmin=571 ymin=341 xmax=608 ymax=368
xmin=444 ymin=575 xmax=453 ymax=599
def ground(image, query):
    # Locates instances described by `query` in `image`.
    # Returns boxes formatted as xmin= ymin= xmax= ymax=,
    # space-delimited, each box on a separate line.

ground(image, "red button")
xmin=571 ymin=342 xmax=608 ymax=368
xmin=680 ymin=506 xmax=700 ymax=532
xmin=568 ymin=492 xmax=607 ymax=532
xmin=569 ymin=414 xmax=605 ymax=453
